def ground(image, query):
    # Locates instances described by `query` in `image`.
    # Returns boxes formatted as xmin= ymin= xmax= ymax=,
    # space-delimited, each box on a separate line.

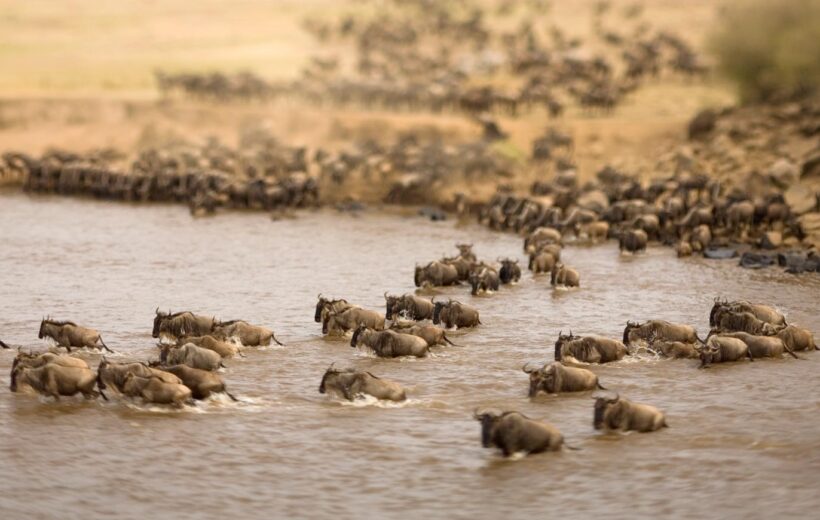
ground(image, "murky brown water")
xmin=1 ymin=191 xmax=819 ymax=519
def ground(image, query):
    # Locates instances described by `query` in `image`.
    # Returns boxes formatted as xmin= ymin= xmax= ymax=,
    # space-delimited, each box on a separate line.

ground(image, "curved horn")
xmin=522 ymin=362 xmax=537 ymax=374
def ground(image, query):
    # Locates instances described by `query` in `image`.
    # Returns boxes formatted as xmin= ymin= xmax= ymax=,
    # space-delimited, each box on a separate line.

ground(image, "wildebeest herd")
xmin=4 ymin=312 xmax=283 ymax=406
xmin=479 ymin=154 xmax=820 ymax=274
xmin=4 ymin=239 xmax=816 ymax=458
xmin=157 ymin=0 xmax=706 ymax=116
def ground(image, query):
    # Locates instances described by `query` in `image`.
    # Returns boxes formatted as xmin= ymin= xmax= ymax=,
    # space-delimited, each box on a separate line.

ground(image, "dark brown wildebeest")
xmin=474 ymin=410 xmax=575 ymax=456
xmin=350 ymin=325 xmax=429 ymax=358
xmin=593 ymin=394 xmax=668 ymax=432
xmin=523 ymin=362 xmax=605 ymax=395
xmin=39 ymin=318 xmax=113 ymax=352
xmin=433 ymin=300 xmax=481 ymax=329
xmin=554 ymin=332 xmax=627 ymax=363
xmin=319 ymin=365 xmax=406 ymax=402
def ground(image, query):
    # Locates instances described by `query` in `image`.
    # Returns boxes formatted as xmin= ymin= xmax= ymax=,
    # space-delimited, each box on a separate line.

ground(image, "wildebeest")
xmin=441 ymin=255 xmax=472 ymax=281
xmin=709 ymin=299 xmax=786 ymax=328
xmin=593 ymin=394 xmax=668 ymax=432
xmin=711 ymin=311 xmax=781 ymax=336
xmin=11 ymin=362 xmax=103 ymax=400
xmin=474 ymin=410 xmax=571 ymax=456
xmin=524 ymin=227 xmax=562 ymax=252
xmin=38 ymin=318 xmax=113 ymax=352
xmin=152 ymin=309 xmax=215 ymax=340
xmin=414 ymin=260 xmax=460 ymax=287
xmin=619 ymin=229 xmax=648 ymax=253
xmin=176 ymin=335 xmax=242 ymax=358
xmin=700 ymin=335 xmax=753 ymax=367
xmin=498 ymin=258 xmax=521 ymax=284
xmin=96 ymin=358 xmax=181 ymax=395
xmin=721 ymin=331 xmax=799 ymax=359
xmin=648 ymin=340 xmax=700 ymax=359
xmin=578 ymin=221 xmax=610 ymax=243
xmin=623 ymin=320 xmax=702 ymax=345
xmin=385 ymin=293 xmax=434 ymax=320
xmin=160 ymin=343 xmax=224 ymax=371
xmin=776 ymin=325 xmax=818 ymax=352
xmin=550 ymin=263 xmax=580 ymax=287
xmin=323 ymin=307 xmax=385 ymax=336
xmin=554 ymin=332 xmax=628 ymax=363
xmin=469 ymin=267 xmax=500 ymax=295
xmin=523 ymin=362 xmax=604 ymax=396
xmin=121 ymin=371 xmax=192 ymax=406
xmin=389 ymin=321 xmax=460 ymax=347
xmin=319 ymin=365 xmax=406 ymax=401
xmin=350 ymin=326 xmax=430 ymax=358
xmin=529 ymin=250 xmax=556 ymax=274
xmin=456 ymin=243 xmax=477 ymax=262
xmin=213 ymin=319 xmax=283 ymax=346
xmin=314 ymin=295 xmax=354 ymax=323
xmin=12 ymin=351 xmax=90 ymax=370
xmin=159 ymin=364 xmax=238 ymax=400
xmin=432 ymin=299 xmax=481 ymax=329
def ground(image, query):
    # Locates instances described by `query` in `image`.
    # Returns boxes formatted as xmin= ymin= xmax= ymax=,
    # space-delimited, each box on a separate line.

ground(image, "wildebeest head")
xmin=523 ymin=362 xmax=555 ymax=397
xmin=699 ymin=345 xmax=719 ymax=367
xmin=473 ymin=409 xmax=500 ymax=448
xmin=623 ymin=321 xmax=639 ymax=344
xmin=38 ymin=317 xmax=46 ymax=339
xmin=9 ymin=364 xmax=23 ymax=392
xmin=432 ymin=300 xmax=446 ymax=325
xmin=96 ymin=357 xmax=109 ymax=390
xmin=350 ymin=324 xmax=366 ymax=348
xmin=594 ymin=394 xmax=620 ymax=429
xmin=319 ymin=363 xmax=338 ymax=394
xmin=468 ymin=271 xmax=480 ymax=295
xmin=314 ymin=294 xmax=327 ymax=323
xmin=550 ymin=263 xmax=562 ymax=285
xmin=384 ymin=293 xmax=399 ymax=320
xmin=456 ymin=243 xmax=474 ymax=260
xmin=709 ymin=298 xmax=727 ymax=327
xmin=153 ymin=308 xmax=170 ymax=338
xmin=553 ymin=330 xmax=574 ymax=361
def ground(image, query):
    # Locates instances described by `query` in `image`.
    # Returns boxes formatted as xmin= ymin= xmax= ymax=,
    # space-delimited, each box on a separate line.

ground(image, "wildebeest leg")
xmin=443 ymin=334 xmax=463 ymax=347
xmin=783 ymin=344 xmax=802 ymax=360
xmin=747 ymin=349 xmax=754 ymax=362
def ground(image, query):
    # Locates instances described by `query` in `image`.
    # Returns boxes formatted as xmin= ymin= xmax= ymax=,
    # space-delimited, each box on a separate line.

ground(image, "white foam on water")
xmin=337 ymin=395 xmax=424 ymax=408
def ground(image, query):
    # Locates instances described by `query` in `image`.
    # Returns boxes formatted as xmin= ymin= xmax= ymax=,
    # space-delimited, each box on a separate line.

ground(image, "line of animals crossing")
xmin=2 ymin=241 xmax=817 ymax=458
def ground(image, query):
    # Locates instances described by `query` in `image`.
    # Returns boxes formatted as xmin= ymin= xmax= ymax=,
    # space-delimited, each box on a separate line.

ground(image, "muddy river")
xmin=0 ymin=192 xmax=818 ymax=519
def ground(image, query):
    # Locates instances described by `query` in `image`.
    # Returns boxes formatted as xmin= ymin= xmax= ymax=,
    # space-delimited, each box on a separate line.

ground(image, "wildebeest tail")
xmin=0 ymin=338 xmax=9 ymax=349
xmin=272 ymin=333 xmax=284 ymax=346
xmin=564 ymin=443 xmax=582 ymax=451
xmin=226 ymin=391 xmax=240 ymax=402
xmin=596 ymin=381 xmax=607 ymax=390
xmin=99 ymin=336 xmax=115 ymax=353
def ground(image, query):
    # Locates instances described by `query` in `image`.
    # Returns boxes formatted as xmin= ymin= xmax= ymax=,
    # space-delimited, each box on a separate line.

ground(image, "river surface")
xmin=0 ymin=192 xmax=819 ymax=520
